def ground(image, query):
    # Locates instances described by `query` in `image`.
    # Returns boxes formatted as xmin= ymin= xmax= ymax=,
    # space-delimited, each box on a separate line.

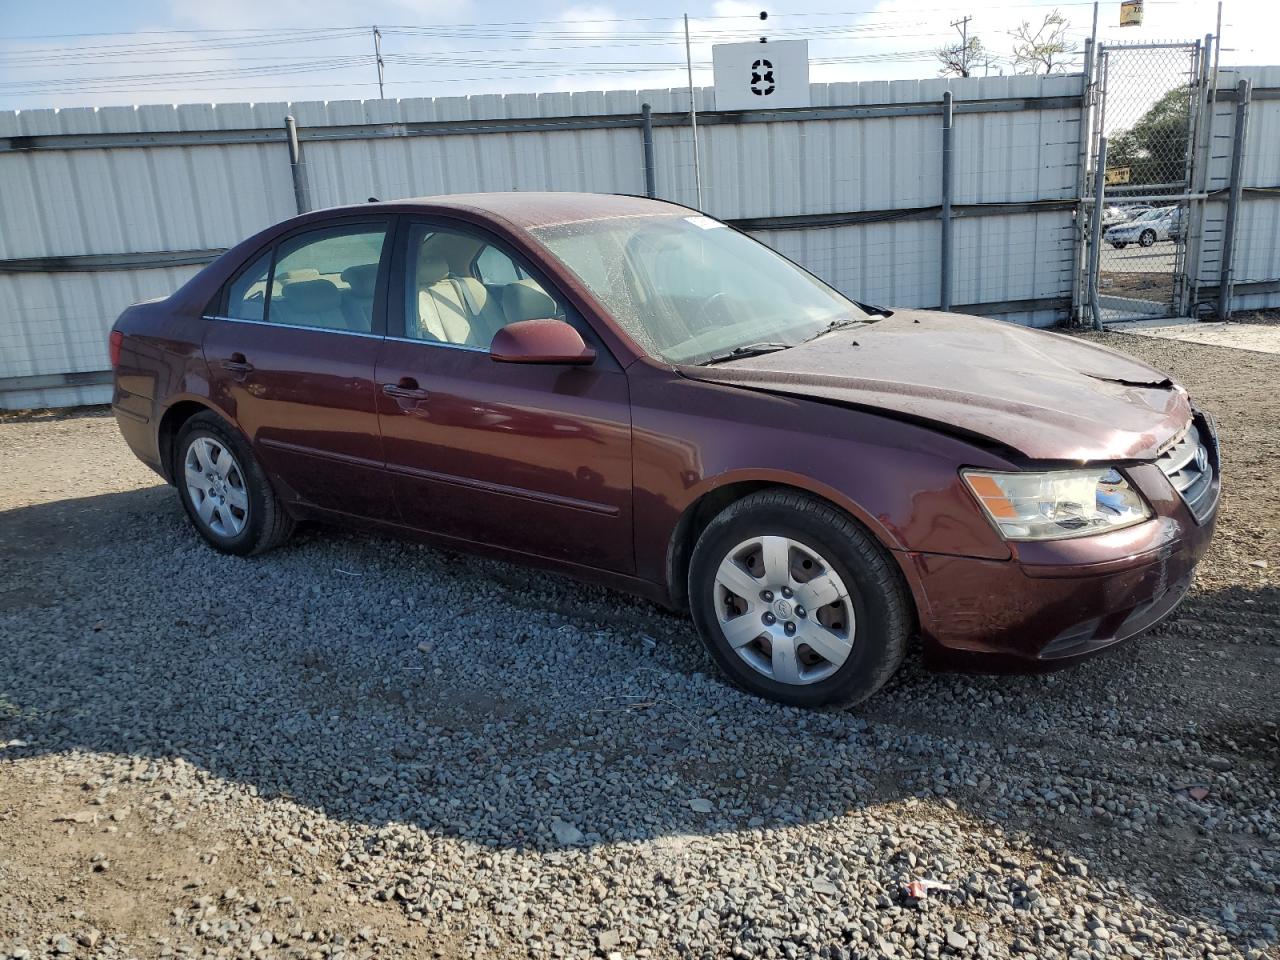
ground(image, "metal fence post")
xmin=284 ymin=115 xmax=311 ymax=215
xmin=1071 ymin=40 xmax=1095 ymax=326
xmin=640 ymin=103 xmax=657 ymax=200
xmin=1088 ymin=136 xmax=1108 ymax=330
xmin=1218 ymin=78 xmax=1251 ymax=320
xmin=940 ymin=90 xmax=954 ymax=312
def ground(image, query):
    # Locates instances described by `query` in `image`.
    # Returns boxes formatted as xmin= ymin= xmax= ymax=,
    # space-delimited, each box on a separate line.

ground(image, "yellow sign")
xmin=1105 ymin=166 xmax=1132 ymax=185
xmin=1120 ymin=0 xmax=1144 ymax=27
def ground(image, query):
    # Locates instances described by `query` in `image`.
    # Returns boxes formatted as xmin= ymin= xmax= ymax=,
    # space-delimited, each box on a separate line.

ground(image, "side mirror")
xmin=490 ymin=319 xmax=596 ymax=365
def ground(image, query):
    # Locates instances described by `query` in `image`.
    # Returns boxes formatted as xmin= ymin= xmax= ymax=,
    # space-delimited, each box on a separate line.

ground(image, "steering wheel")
xmin=696 ymin=291 xmax=734 ymax=326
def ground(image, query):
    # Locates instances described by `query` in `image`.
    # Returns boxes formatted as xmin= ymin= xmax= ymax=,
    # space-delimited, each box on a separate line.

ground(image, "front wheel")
xmin=1139 ymin=230 xmax=1156 ymax=247
xmin=688 ymin=490 xmax=911 ymax=708
xmin=174 ymin=411 xmax=294 ymax=556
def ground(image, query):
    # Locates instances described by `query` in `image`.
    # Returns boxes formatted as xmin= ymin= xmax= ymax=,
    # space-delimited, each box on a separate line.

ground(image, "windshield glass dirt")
xmin=530 ymin=214 xmax=868 ymax=365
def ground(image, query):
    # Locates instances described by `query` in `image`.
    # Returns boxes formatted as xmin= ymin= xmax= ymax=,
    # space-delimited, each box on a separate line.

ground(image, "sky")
xmin=0 ymin=0 xmax=1272 ymax=112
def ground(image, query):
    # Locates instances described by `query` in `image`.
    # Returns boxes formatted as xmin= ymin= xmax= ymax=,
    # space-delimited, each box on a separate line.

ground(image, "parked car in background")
xmin=109 ymin=193 xmax=1220 ymax=707
xmin=1167 ymin=206 xmax=1187 ymax=241
xmin=1105 ymin=206 xmax=1175 ymax=248
xmin=1117 ymin=203 xmax=1154 ymax=219
xmin=1102 ymin=205 xmax=1130 ymax=226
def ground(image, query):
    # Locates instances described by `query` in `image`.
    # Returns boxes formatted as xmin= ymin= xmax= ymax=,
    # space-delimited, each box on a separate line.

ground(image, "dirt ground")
xmin=1099 ymin=268 xmax=1175 ymax=302
xmin=1 ymin=330 xmax=1277 ymax=960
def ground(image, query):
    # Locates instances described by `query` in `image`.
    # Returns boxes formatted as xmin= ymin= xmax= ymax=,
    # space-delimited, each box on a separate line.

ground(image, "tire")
xmin=688 ymin=490 xmax=911 ymax=709
xmin=173 ymin=411 xmax=294 ymax=556
xmin=1111 ymin=242 xmax=1127 ymax=249
xmin=1139 ymin=230 xmax=1155 ymax=248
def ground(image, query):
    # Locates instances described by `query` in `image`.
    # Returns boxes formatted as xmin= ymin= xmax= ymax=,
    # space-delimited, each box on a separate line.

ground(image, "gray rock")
xmin=549 ymin=819 xmax=584 ymax=845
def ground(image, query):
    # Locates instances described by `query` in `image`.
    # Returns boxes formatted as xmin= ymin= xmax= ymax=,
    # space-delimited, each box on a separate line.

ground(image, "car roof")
xmin=326 ymin=191 xmax=693 ymax=231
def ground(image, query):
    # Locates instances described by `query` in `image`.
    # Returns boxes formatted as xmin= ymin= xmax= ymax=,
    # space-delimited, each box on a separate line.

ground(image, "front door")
xmin=374 ymin=219 xmax=634 ymax=573
xmin=203 ymin=218 xmax=397 ymax=519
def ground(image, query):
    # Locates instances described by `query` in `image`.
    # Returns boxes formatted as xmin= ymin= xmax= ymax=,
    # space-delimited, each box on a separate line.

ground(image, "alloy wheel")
xmin=712 ymin=535 xmax=856 ymax=685
xmin=184 ymin=436 xmax=249 ymax=538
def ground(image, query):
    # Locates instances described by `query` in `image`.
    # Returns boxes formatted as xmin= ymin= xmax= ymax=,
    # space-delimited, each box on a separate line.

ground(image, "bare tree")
xmin=934 ymin=36 xmax=993 ymax=78
xmin=1008 ymin=9 xmax=1079 ymax=74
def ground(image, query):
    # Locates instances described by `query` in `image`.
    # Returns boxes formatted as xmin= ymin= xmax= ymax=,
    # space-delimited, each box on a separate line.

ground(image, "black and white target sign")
xmin=712 ymin=40 xmax=810 ymax=111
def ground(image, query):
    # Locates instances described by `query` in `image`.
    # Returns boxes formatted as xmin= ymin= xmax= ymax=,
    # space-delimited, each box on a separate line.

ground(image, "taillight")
xmin=109 ymin=330 xmax=123 ymax=368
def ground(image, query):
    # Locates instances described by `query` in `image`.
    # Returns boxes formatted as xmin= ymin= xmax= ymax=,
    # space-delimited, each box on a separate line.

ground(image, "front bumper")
xmin=903 ymin=431 xmax=1220 ymax=671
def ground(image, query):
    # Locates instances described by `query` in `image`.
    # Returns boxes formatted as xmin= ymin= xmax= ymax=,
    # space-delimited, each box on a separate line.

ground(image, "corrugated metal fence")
xmin=1191 ymin=66 xmax=1280 ymax=315
xmin=0 ymin=73 xmax=1086 ymax=409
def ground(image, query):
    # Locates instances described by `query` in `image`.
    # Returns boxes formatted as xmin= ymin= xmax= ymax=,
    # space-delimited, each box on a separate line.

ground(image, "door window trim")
xmin=200 ymin=314 xmax=387 ymax=340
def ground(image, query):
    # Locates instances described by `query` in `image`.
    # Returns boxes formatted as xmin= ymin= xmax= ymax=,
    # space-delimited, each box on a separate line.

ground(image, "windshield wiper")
xmin=803 ymin=315 xmax=876 ymax=343
xmin=699 ymin=342 xmax=791 ymax=365
xmin=851 ymin=300 xmax=892 ymax=318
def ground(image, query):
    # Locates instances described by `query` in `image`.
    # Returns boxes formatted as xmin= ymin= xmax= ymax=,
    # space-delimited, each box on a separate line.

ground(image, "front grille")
xmin=1155 ymin=416 xmax=1219 ymax=523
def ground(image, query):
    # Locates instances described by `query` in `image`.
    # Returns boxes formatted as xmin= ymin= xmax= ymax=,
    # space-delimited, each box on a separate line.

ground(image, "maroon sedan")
xmin=110 ymin=193 xmax=1219 ymax=707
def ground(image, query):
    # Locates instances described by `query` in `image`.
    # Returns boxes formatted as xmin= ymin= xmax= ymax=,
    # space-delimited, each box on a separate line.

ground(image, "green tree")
xmin=1107 ymin=87 xmax=1191 ymax=186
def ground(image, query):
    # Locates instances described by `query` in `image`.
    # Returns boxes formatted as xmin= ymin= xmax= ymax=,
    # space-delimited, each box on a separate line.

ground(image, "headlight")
xmin=962 ymin=468 xmax=1151 ymax=541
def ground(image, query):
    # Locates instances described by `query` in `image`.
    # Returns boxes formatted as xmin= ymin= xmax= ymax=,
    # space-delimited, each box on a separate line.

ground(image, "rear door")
xmin=203 ymin=217 xmax=397 ymax=520
xmin=374 ymin=218 xmax=634 ymax=573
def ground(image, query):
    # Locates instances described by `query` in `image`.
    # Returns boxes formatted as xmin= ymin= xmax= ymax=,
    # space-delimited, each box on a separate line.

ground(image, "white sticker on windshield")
xmin=685 ymin=215 xmax=725 ymax=230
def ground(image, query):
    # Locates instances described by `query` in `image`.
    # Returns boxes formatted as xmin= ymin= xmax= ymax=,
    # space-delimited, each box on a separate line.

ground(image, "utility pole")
xmin=684 ymin=13 xmax=703 ymax=209
xmin=373 ymin=25 xmax=386 ymax=99
xmin=950 ymin=15 xmax=972 ymax=76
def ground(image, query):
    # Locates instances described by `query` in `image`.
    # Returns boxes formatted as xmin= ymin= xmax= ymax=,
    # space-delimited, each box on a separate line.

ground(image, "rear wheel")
xmin=688 ymin=490 xmax=910 ymax=708
xmin=174 ymin=412 xmax=294 ymax=555
xmin=1139 ymin=229 xmax=1156 ymax=247
xmin=1111 ymin=242 xmax=1127 ymax=249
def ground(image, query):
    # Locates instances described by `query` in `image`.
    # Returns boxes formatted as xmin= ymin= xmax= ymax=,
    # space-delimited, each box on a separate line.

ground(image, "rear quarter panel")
xmin=111 ymin=299 xmax=218 ymax=477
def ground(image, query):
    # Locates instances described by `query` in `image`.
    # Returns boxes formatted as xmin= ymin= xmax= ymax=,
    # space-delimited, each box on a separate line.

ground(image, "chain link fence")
xmin=1090 ymin=42 xmax=1201 ymax=322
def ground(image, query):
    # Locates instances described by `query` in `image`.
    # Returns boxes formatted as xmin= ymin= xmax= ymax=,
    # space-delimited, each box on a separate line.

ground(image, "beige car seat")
xmin=413 ymin=253 xmax=511 ymax=347
xmin=275 ymin=278 xmax=348 ymax=330
xmin=339 ymin=263 xmax=379 ymax=331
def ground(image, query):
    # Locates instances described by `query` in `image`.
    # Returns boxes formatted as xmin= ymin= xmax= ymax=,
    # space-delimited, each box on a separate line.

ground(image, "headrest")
xmin=417 ymin=255 xmax=450 ymax=284
xmin=502 ymin=279 xmax=558 ymax=323
xmin=341 ymin=263 xmax=378 ymax=297
xmin=281 ymin=278 xmax=340 ymax=311
xmin=279 ymin=267 xmax=320 ymax=283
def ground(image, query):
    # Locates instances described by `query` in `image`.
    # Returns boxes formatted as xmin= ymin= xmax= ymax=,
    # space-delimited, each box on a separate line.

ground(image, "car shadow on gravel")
xmin=2 ymin=488 xmax=1277 ymax=952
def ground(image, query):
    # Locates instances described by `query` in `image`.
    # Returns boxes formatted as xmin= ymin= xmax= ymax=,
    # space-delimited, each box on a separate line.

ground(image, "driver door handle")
xmin=382 ymin=377 xmax=430 ymax=401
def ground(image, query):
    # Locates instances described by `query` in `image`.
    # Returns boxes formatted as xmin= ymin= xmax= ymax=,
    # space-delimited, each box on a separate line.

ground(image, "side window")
xmin=474 ymin=245 xmax=527 ymax=286
xmin=225 ymin=251 xmax=272 ymax=321
xmin=267 ymin=226 xmax=386 ymax=333
xmin=403 ymin=224 xmax=564 ymax=348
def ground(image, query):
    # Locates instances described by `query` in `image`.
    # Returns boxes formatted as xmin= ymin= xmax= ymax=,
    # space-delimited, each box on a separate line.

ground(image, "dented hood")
xmin=680 ymin=311 xmax=1192 ymax=461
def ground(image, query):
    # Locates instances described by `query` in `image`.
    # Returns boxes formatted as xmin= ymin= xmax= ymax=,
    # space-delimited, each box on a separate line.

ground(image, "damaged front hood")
xmin=680 ymin=310 xmax=1192 ymax=461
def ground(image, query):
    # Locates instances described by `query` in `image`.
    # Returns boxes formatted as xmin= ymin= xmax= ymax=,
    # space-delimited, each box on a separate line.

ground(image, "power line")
xmin=1 ymin=51 xmax=948 ymax=96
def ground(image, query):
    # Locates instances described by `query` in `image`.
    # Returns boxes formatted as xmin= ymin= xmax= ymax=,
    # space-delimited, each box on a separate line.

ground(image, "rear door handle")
xmin=382 ymin=378 xmax=429 ymax=401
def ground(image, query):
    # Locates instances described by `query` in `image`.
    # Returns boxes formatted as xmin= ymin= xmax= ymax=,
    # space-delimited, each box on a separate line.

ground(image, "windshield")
xmin=530 ymin=214 xmax=869 ymax=365
xmin=1133 ymin=209 xmax=1165 ymax=222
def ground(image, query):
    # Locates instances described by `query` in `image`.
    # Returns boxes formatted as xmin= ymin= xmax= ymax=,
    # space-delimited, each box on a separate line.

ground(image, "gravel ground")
xmin=1 ymin=331 xmax=1277 ymax=960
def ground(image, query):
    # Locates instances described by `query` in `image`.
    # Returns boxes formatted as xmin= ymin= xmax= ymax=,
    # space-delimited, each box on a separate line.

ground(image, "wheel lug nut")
xmin=761 ymin=590 xmax=773 ymax=602
xmin=784 ymin=622 xmax=796 ymax=635
xmin=796 ymin=606 xmax=806 ymax=618
xmin=781 ymin=587 xmax=793 ymax=598
xmin=762 ymin=612 xmax=776 ymax=625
